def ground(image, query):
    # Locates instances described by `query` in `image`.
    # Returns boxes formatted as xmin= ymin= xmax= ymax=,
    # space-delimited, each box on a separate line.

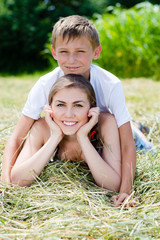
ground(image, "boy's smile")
xmin=51 ymin=36 xmax=101 ymax=80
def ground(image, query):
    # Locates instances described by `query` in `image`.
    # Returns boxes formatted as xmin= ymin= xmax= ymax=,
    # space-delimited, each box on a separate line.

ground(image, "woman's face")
xmin=51 ymin=87 xmax=90 ymax=136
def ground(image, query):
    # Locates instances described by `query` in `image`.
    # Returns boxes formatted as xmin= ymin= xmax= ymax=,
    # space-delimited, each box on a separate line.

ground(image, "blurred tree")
xmin=0 ymin=0 xmax=107 ymax=73
xmin=0 ymin=0 xmax=159 ymax=73
xmin=0 ymin=0 xmax=51 ymax=73
xmin=44 ymin=0 xmax=107 ymax=22
xmin=105 ymin=0 xmax=160 ymax=8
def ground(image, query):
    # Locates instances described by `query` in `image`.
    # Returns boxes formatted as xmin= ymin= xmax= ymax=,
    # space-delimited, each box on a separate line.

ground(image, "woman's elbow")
xmin=10 ymin=168 xmax=32 ymax=187
xmin=10 ymin=169 xmax=22 ymax=186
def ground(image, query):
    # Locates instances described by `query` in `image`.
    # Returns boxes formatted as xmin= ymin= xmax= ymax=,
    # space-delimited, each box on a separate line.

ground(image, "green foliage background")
xmin=94 ymin=2 xmax=160 ymax=79
xmin=0 ymin=0 xmax=51 ymax=73
xmin=0 ymin=0 xmax=159 ymax=78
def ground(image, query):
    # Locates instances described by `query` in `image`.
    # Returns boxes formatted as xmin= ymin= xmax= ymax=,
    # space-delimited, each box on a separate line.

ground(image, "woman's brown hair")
xmin=48 ymin=74 xmax=96 ymax=108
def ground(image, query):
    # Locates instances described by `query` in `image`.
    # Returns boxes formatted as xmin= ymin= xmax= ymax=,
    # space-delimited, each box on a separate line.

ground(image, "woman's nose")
xmin=65 ymin=107 xmax=74 ymax=117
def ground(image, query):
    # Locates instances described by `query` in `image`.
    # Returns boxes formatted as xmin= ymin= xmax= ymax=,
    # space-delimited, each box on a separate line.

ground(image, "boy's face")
xmin=51 ymin=36 xmax=101 ymax=80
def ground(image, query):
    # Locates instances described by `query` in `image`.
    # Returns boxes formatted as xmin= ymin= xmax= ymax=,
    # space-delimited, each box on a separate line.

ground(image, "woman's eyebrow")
xmin=55 ymin=100 xmax=65 ymax=103
xmin=73 ymin=100 xmax=85 ymax=104
xmin=55 ymin=100 xmax=86 ymax=103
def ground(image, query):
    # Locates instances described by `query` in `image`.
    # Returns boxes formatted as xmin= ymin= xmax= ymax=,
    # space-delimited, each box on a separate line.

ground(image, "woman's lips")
xmin=62 ymin=121 xmax=77 ymax=126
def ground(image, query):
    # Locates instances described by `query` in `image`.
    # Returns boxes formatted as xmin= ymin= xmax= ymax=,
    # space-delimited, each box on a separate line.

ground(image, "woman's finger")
xmin=88 ymin=107 xmax=99 ymax=117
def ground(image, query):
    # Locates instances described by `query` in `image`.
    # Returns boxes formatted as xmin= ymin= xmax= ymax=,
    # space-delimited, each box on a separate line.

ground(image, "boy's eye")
xmin=78 ymin=50 xmax=85 ymax=53
xmin=59 ymin=51 xmax=67 ymax=53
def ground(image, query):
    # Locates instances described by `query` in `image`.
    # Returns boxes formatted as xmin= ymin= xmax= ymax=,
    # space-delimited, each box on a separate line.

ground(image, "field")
xmin=0 ymin=75 xmax=160 ymax=239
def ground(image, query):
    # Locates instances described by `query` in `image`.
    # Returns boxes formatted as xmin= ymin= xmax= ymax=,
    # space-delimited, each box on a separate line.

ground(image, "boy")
xmin=1 ymin=15 xmax=136 ymax=206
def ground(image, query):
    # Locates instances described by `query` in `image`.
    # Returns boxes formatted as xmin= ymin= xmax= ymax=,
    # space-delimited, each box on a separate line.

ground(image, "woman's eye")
xmin=57 ymin=104 xmax=64 ymax=107
xmin=75 ymin=104 xmax=83 ymax=107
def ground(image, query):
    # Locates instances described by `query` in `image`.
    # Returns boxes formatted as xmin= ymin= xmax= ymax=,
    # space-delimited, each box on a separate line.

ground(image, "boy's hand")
xmin=111 ymin=193 xmax=139 ymax=207
xmin=44 ymin=105 xmax=63 ymax=138
xmin=77 ymin=107 xmax=99 ymax=140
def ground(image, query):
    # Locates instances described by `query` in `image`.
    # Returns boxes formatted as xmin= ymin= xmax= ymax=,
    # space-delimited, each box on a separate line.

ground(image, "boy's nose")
xmin=68 ymin=53 xmax=76 ymax=63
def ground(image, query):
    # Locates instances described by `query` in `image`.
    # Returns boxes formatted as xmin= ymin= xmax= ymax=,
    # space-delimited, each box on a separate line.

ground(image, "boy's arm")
xmin=1 ymin=115 xmax=35 ymax=183
xmin=112 ymin=122 xmax=136 ymax=206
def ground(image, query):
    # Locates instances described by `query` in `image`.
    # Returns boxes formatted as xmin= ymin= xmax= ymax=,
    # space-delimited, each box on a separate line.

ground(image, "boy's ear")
xmin=93 ymin=45 xmax=101 ymax=60
xmin=51 ymin=45 xmax=57 ymax=60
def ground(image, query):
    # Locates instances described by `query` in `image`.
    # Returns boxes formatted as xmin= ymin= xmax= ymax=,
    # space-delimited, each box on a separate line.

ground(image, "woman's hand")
xmin=44 ymin=105 xmax=63 ymax=139
xmin=77 ymin=107 xmax=99 ymax=140
xmin=111 ymin=193 xmax=139 ymax=207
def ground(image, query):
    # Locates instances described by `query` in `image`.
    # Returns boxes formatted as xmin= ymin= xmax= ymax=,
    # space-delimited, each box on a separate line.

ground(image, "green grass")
xmin=0 ymin=75 xmax=160 ymax=239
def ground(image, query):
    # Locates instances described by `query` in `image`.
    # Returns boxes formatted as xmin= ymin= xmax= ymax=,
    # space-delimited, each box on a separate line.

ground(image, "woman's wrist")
xmin=77 ymin=134 xmax=89 ymax=144
xmin=50 ymin=132 xmax=63 ymax=143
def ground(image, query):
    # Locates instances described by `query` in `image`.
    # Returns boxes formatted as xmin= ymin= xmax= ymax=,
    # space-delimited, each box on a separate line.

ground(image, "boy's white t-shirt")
xmin=22 ymin=64 xmax=131 ymax=128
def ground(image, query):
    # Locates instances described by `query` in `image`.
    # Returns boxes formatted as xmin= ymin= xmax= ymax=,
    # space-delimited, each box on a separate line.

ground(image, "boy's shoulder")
xmin=91 ymin=64 xmax=120 ymax=84
xmin=39 ymin=66 xmax=63 ymax=84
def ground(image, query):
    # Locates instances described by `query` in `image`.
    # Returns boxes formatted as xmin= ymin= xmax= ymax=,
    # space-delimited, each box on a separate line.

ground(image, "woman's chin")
xmin=61 ymin=127 xmax=79 ymax=136
xmin=63 ymin=130 xmax=77 ymax=136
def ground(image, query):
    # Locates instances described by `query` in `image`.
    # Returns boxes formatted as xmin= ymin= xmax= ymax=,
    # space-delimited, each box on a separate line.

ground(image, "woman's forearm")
xmin=11 ymin=135 xmax=62 ymax=187
xmin=1 ymin=115 xmax=35 ymax=183
xmin=78 ymin=136 xmax=121 ymax=192
xmin=1 ymin=138 xmax=21 ymax=183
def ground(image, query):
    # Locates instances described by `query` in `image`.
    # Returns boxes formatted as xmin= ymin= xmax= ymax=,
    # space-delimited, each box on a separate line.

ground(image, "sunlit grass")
xmin=0 ymin=76 xmax=160 ymax=239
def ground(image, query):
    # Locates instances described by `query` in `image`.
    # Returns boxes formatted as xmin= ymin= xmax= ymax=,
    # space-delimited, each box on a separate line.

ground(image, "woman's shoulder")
xmin=33 ymin=117 xmax=47 ymax=127
xmin=31 ymin=117 xmax=50 ymax=141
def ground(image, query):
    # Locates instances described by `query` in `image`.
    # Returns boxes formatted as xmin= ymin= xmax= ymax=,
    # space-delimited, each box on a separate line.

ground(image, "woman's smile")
xmin=62 ymin=121 xmax=78 ymax=126
xmin=51 ymin=87 xmax=90 ymax=135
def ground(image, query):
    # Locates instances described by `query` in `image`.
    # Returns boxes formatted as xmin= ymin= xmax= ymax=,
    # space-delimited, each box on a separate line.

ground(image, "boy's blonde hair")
xmin=51 ymin=15 xmax=100 ymax=50
xmin=49 ymin=74 xmax=96 ymax=108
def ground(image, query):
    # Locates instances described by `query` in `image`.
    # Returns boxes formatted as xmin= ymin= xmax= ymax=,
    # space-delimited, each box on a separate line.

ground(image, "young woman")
xmin=11 ymin=74 xmax=137 ymax=206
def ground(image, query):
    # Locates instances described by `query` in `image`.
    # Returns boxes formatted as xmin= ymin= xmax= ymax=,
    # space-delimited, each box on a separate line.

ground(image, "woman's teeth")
xmin=63 ymin=121 xmax=77 ymax=126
